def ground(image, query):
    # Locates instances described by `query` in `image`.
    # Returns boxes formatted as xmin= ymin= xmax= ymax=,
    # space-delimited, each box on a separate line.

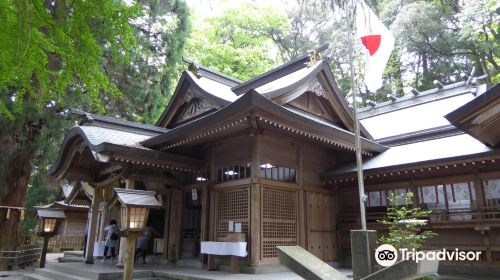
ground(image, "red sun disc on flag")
xmin=361 ymin=35 xmax=381 ymax=56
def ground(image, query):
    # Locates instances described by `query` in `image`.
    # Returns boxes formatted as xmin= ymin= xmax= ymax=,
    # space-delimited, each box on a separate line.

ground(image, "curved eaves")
xmin=48 ymin=126 xmax=105 ymax=179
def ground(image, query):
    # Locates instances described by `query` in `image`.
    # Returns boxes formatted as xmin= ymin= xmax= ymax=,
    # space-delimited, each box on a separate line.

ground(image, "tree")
xmin=185 ymin=3 xmax=289 ymax=81
xmin=0 ymin=0 xmax=139 ymax=251
xmin=390 ymin=0 xmax=499 ymax=89
xmin=104 ymin=0 xmax=191 ymax=123
xmin=378 ymin=192 xmax=436 ymax=250
xmin=8 ymin=0 xmax=190 ymax=246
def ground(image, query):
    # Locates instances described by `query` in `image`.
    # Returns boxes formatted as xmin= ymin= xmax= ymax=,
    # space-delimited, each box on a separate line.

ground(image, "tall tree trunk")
xmin=0 ymin=121 xmax=41 ymax=252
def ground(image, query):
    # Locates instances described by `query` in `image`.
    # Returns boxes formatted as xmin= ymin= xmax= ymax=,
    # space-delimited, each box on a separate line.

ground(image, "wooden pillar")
xmin=117 ymin=179 xmax=134 ymax=267
xmin=200 ymin=184 xmax=209 ymax=262
xmin=249 ymin=134 xmax=261 ymax=266
xmin=250 ymin=184 xmax=261 ymax=266
xmin=85 ymin=185 xmax=102 ymax=264
xmin=98 ymin=202 xmax=107 ymax=242
xmin=297 ymin=145 xmax=306 ymax=248
xmin=473 ymin=171 xmax=486 ymax=208
xmin=410 ymin=179 xmax=419 ymax=207
xmin=162 ymin=191 xmax=171 ymax=259
xmin=168 ymin=190 xmax=183 ymax=262
xmin=123 ymin=233 xmax=138 ymax=280
xmin=208 ymin=146 xmax=217 ymax=242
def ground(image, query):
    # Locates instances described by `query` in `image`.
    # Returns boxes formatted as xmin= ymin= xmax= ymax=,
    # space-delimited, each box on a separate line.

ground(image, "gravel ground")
xmin=0 ymin=253 xmax=63 ymax=280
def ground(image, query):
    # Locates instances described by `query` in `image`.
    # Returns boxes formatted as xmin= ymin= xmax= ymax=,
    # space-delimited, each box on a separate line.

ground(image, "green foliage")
xmin=185 ymin=3 xmax=289 ymax=81
xmin=103 ymin=0 xmax=191 ymax=123
xmin=0 ymin=0 xmax=191 ymax=244
xmin=0 ymin=0 xmax=139 ymax=119
xmin=378 ymin=192 xmax=437 ymax=250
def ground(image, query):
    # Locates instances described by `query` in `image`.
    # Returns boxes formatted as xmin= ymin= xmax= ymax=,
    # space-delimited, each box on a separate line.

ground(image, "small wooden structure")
xmin=47 ymin=45 xmax=500 ymax=273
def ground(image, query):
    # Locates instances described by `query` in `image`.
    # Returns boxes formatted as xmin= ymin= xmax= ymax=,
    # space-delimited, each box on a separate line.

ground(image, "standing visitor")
xmin=135 ymin=225 xmax=159 ymax=264
xmin=102 ymin=219 xmax=119 ymax=262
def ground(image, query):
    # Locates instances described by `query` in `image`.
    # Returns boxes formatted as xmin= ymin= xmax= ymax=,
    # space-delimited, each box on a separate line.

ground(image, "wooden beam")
xmin=84 ymin=185 xmax=102 ymax=264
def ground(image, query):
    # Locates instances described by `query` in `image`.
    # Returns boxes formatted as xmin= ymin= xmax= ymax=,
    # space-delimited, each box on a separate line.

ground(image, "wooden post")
xmin=85 ymin=185 xmax=102 ymax=264
xmin=249 ymin=184 xmax=261 ymax=266
xmin=250 ymin=134 xmax=261 ymax=266
xmin=200 ymin=184 xmax=209 ymax=263
xmin=117 ymin=180 xmax=135 ymax=268
xmin=39 ymin=236 xmax=49 ymax=268
xmin=163 ymin=191 xmax=171 ymax=259
xmin=168 ymin=190 xmax=183 ymax=262
xmin=473 ymin=171 xmax=486 ymax=208
xmin=123 ymin=232 xmax=138 ymax=280
xmin=297 ymin=145 xmax=306 ymax=248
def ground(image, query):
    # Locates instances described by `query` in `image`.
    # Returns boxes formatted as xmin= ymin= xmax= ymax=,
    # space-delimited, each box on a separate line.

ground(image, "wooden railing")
xmin=0 ymin=244 xmax=41 ymax=270
xmin=338 ymin=206 xmax=500 ymax=229
xmin=47 ymin=235 xmax=84 ymax=252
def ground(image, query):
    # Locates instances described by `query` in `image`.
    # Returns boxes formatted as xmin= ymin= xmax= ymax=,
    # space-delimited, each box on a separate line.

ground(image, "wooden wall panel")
xmin=214 ymin=134 xmax=252 ymax=166
xmin=302 ymin=146 xmax=336 ymax=187
xmin=259 ymin=135 xmax=297 ymax=167
xmin=306 ymin=191 xmax=337 ymax=262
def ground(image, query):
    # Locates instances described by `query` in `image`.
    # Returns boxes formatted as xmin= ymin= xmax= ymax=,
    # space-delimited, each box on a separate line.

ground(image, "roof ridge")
xmin=182 ymin=57 xmax=242 ymax=87
xmin=231 ymin=43 xmax=329 ymax=95
xmin=71 ymin=109 xmax=168 ymax=134
xmin=358 ymin=74 xmax=487 ymax=114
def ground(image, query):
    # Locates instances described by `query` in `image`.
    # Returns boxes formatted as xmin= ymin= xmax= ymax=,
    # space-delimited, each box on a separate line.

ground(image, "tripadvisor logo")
xmin=375 ymin=244 xmax=482 ymax=267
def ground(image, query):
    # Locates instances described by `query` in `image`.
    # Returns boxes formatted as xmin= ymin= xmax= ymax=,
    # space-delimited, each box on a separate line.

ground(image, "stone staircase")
xmin=22 ymin=263 xmax=161 ymax=280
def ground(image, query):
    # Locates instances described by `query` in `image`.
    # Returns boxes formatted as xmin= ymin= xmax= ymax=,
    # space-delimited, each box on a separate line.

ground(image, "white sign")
xmin=201 ymin=241 xmax=248 ymax=257
xmin=191 ymin=189 xmax=198 ymax=201
xmin=234 ymin=223 xmax=242 ymax=233
xmin=228 ymin=221 xmax=234 ymax=232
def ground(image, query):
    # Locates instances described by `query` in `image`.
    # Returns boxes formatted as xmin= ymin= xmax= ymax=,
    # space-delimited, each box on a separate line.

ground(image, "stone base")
xmin=350 ymin=230 xmax=377 ymax=280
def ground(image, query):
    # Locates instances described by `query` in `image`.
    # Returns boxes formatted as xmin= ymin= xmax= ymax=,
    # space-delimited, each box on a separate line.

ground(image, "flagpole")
xmin=346 ymin=0 xmax=367 ymax=231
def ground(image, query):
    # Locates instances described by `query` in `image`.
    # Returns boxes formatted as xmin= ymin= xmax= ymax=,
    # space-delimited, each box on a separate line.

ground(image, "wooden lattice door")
xmin=215 ymin=187 xmax=250 ymax=241
xmin=261 ymin=187 xmax=298 ymax=262
xmin=306 ymin=192 xmax=337 ymax=262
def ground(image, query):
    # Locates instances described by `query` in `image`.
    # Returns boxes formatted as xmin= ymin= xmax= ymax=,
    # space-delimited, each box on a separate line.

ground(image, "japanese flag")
xmin=356 ymin=0 xmax=395 ymax=92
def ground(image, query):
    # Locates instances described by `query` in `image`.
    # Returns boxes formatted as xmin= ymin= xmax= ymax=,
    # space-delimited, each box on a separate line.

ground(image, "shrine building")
xmin=49 ymin=46 xmax=500 ymax=272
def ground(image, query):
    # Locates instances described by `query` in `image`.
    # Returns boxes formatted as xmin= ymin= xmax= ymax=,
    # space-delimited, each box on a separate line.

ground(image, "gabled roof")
xmin=36 ymin=200 xmax=88 ymax=211
xmin=49 ymin=112 xmax=203 ymax=180
xmin=155 ymin=71 xmax=239 ymax=128
xmin=445 ymin=83 xmax=500 ymax=147
xmin=143 ymin=90 xmax=387 ymax=154
xmin=156 ymin=55 xmax=372 ymax=138
xmin=231 ymin=43 xmax=329 ymax=95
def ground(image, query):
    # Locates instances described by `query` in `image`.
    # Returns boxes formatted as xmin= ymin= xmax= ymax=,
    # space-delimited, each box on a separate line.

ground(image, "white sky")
xmin=186 ymin=0 xmax=297 ymax=19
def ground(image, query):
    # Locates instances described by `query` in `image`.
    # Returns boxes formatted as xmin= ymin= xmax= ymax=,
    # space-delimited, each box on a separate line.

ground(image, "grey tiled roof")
xmin=326 ymin=134 xmax=493 ymax=175
xmin=112 ymin=188 xmax=162 ymax=208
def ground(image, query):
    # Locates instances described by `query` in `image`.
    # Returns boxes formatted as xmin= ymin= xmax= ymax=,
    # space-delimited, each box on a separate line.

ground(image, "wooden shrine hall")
xmin=49 ymin=45 xmax=500 ymax=272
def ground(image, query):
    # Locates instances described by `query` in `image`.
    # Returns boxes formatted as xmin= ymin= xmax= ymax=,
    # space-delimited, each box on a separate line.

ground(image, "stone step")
xmin=58 ymin=256 xmax=84 ymax=263
xmin=45 ymin=263 xmax=98 ymax=279
xmin=64 ymin=251 xmax=84 ymax=257
xmin=35 ymin=268 xmax=91 ymax=280
xmin=22 ymin=273 xmax=54 ymax=280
